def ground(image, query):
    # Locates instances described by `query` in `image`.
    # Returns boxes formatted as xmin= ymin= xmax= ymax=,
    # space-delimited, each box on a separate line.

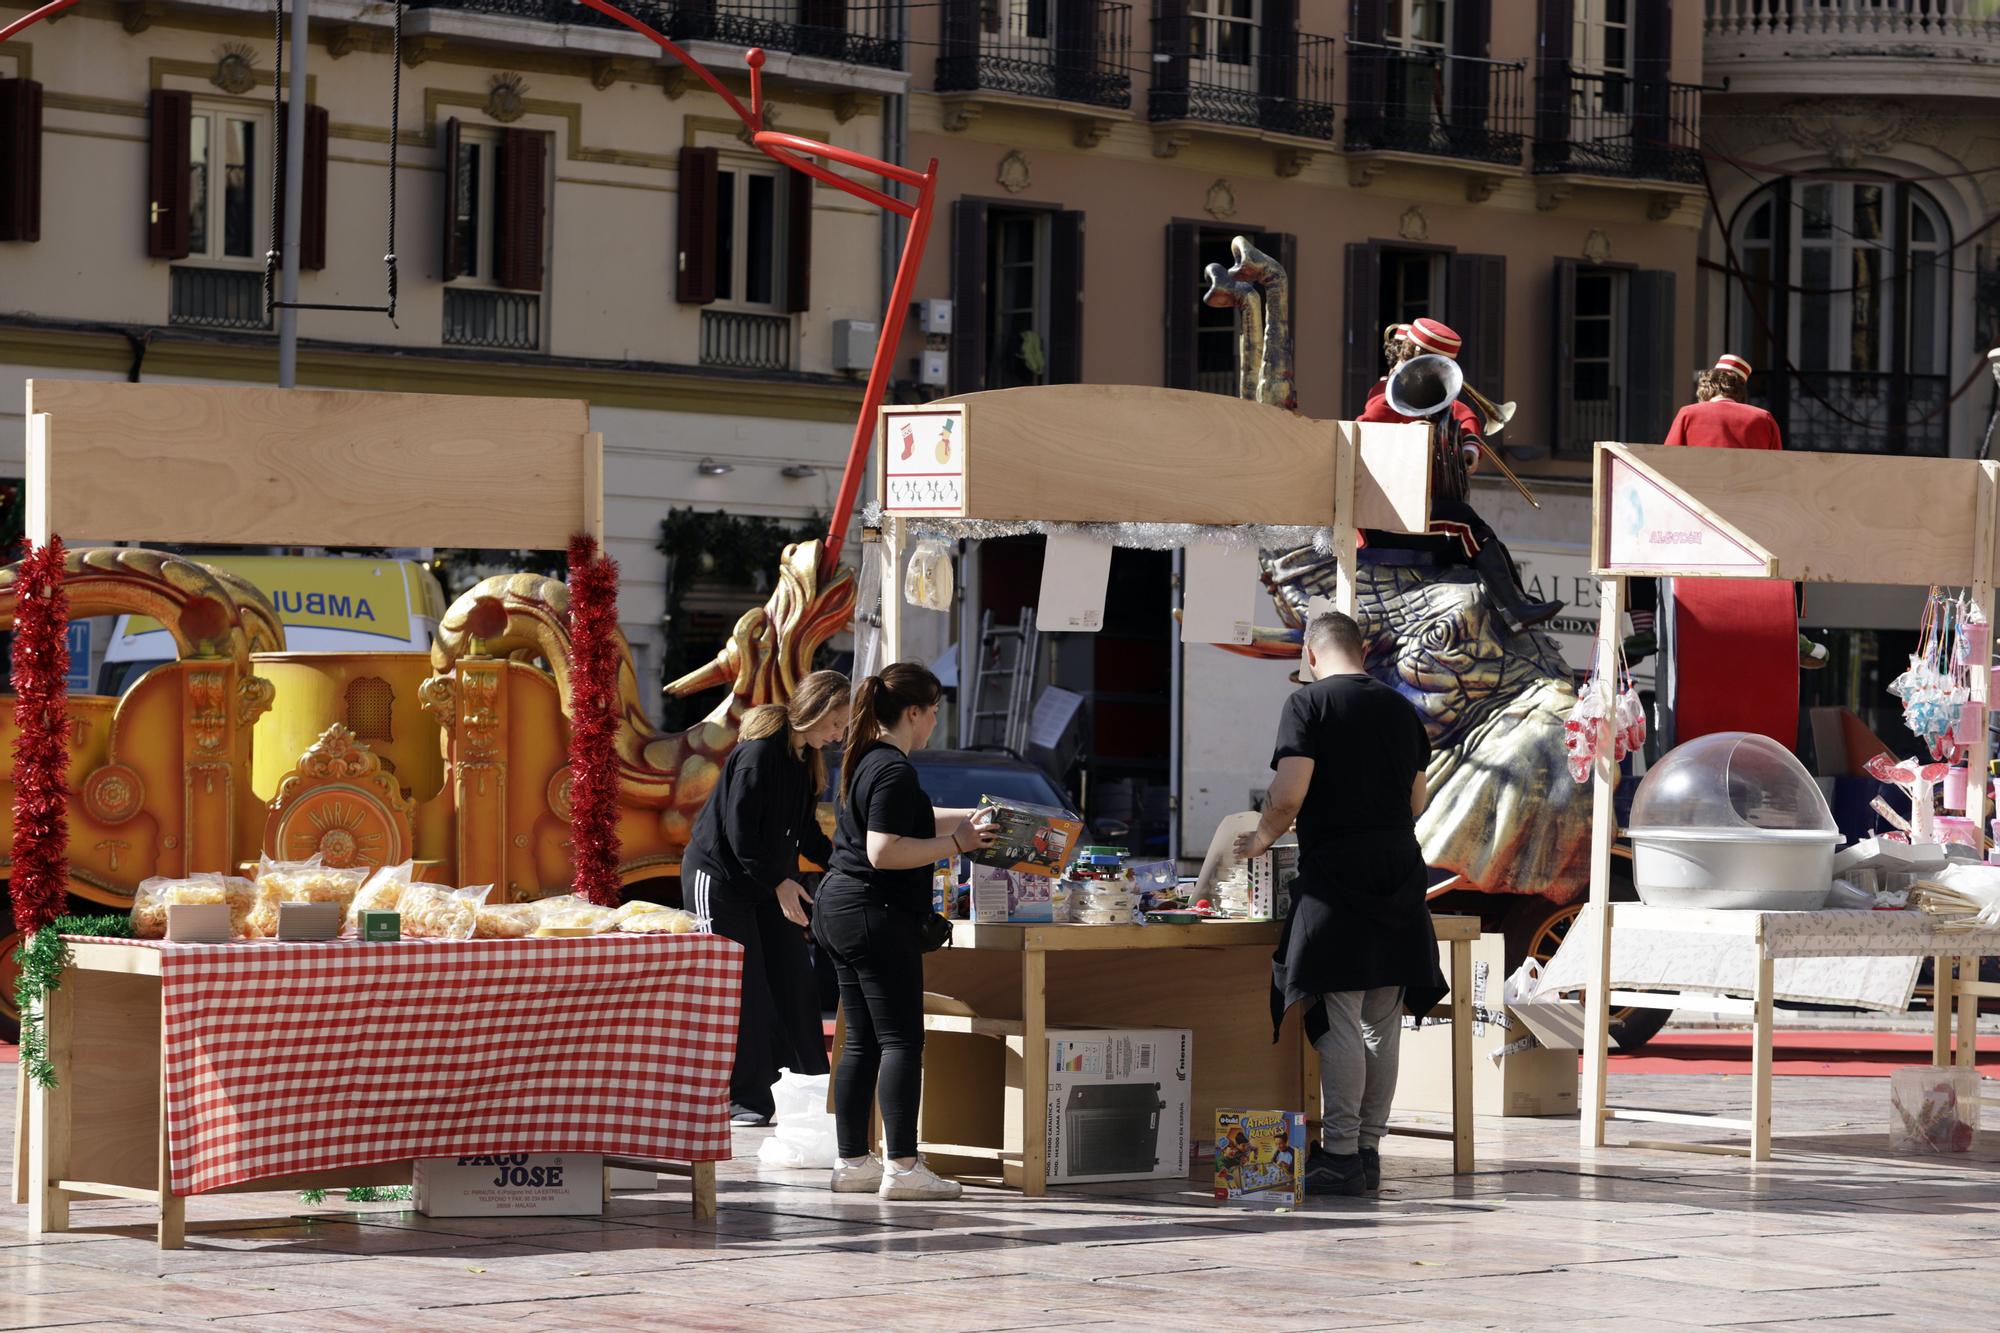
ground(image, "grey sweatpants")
xmin=1315 ymin=987 xmax=1405 ymax=1154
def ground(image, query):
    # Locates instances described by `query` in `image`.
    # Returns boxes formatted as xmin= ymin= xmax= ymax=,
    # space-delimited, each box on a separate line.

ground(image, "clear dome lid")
xmin=1628 ymin=732 xmax=1836 ymax=839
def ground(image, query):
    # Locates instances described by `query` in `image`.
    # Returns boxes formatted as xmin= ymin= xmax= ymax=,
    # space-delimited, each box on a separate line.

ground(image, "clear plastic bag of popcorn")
xmin=344 ymin=859 xmax=414 ymax=934
xmin=130 ymin=874 xmax=257 ymax=939
xmin=473 ymin=900 xmax=543 ymax=939
xmin=608 ymin=899 xmax=700 ymax=935
xmin=525 ymin=893 xmax=617 ymax=935
xmin=398 ymin=881 xmax=491 ymax=940
xmin=248 ymin=855 xmax=368 ymax=938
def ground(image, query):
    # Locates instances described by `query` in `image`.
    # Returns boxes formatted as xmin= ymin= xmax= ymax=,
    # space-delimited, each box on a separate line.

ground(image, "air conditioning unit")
xmin=831 ymin=319 xmax=879 ymax=373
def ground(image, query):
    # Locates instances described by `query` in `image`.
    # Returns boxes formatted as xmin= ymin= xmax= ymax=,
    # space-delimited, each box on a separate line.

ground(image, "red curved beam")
xmin=0 ymin=0 xmax=81 ymax=44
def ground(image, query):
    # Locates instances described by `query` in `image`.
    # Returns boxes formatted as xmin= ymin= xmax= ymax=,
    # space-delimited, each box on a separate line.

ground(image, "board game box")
xmin=1214 ymin=1109 xmax=1305 ymax=1207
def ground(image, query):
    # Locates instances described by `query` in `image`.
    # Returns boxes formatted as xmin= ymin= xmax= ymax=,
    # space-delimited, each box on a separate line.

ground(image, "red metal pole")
xmin=0 ymin=0 xmax=81 ymax=44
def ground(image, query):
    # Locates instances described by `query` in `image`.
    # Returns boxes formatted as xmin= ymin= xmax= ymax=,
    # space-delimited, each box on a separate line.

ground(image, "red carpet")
xmin=1609 ymin=1030 xmax=1999 ymax=1078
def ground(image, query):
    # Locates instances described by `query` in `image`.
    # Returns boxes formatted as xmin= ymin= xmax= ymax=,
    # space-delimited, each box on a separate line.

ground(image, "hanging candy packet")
xmin=1566 ymin=641 xmax=1645 ymax=785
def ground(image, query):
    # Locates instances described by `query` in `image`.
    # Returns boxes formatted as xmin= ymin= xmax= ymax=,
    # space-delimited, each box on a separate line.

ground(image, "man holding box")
xmin=1237 ymin=610 xmax=1448 ymax=1196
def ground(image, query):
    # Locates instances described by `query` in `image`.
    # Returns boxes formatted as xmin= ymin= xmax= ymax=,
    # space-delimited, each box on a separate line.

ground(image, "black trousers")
xmin=684 ymin=857 xmax=829 ymax=1118
xmin=812 ymin=874 xmax=926 ymax=1159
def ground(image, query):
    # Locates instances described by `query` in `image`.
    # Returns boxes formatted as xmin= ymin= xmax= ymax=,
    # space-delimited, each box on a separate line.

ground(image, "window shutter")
xmin=940 ymin=0 xmax=980 ymax=88
xmin=1625 ymin=269 xmax=1677 ymax=444
xmin=0 ymin=78 xmax=41 ymax=243
xmin=950 ymin=198 xmax=989 ymax=393
xmin=441 ymin=117 xmax=462 ymax=279
xmin=1533 ymin=0 xmax=1573 ymax=173
xmin=495 ymin=128 xmax=546 ymax=292
xmin=1053 ymin=0 xmax=1100 ymax=104
xmin=1447 ymin=252 xmax=1506 ymax=403
xmin=797 ymin=0 xmax=847 ymax=60
xmin=785 ymin=169 xmax=812 ymax=315
xmin=1048 ymin=209 xmax=1085 ymax=386
xmin=676 ymin=144 xmax=719 ymax=305
xmin=1346 ymin=0 xmax=1386 ymax=145
xmin=1163 ymin=220 xmax=1202 ymax=389
xmin=147 ymin=88 xmax=192 ymax=260
xmin=1154 ymin=0 xmax=1191 ymax=119
xmin=1450 ymin=0 xmax=1493 ymax=136
xmin=1261 ymin=0 xmax=1299 ymax=108
xmin=1342 ymin=241 xmax=1382 ymax=417
xmin=1632 ymin=0 xmax=1673 ymax=173
xmin=301 ymin=103 xmax=329 ymax=271
xmin=1550 ymin=257 xmax=1579 ymax=455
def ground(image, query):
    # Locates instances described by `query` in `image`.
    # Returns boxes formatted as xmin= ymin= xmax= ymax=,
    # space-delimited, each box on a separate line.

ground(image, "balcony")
xmin=1532 ymin=67 xmax=1702 ymax=185
xmin=1753 ymin=370 xmax=1950 ymax=458
xmin=1707 ymin=2 xmax=2000 ymax=98
xmin=700 ymin=309 xmax=792 ymax=371
xmin=936 ymin=1 xmax=1133 ymax=111
xmin=168 ymin=267 xmax=271 ymax=332
xmin=1148 ymin=18 xmax=1336 ymax=142
xmin=405 ymin=0 xmax=902 ymax=72
xmin=443 ymin=288 xmax=542 ymax=352
xmin=1343 ymin=41 xmax=1525 ymax=168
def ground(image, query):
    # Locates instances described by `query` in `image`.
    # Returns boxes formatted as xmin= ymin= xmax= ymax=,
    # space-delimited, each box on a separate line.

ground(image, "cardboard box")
xmin=969 ymin=864 xmax=1059 ymax=923
xmin=359 ymin=910 xmax=401 ymax=942
xmin=164 ymin=903 xmax=231 ymax=943
xmin=1391 ymin=933 xmax=1579 ymax=1119
xmin=413 ymin=1154 xmax=605 ymax=1217
xmin=1215 ymin=1109 xmax=1305 ymax=1207
xmin=970 ymin=797 xmax=1085 ymax=878
xmin=277 ymin=901 xmax=340 ymax=940
xmin=1042 ymin=1027 xmax=1191 ymax=1184
xmin=606 ymin=1166 xmax=659 ymax=1191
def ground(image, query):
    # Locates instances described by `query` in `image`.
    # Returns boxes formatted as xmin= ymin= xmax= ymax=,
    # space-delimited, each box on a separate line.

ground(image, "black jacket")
xmin=683 ymin=735 xmax=833 ymax=894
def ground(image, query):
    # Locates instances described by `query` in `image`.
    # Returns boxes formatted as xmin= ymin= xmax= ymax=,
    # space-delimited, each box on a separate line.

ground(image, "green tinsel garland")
xmin=13 ymin=913 xmax=134 ymax=1089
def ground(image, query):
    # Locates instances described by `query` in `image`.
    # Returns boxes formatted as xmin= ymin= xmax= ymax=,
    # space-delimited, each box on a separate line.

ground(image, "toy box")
xmin=971 ymin=797 xmax=1085 ymax=878
xmin=969 ymin=863 xmax=1059 ymax=923
xmin=1214 ymin=1109 xmax=1305 ymax=1207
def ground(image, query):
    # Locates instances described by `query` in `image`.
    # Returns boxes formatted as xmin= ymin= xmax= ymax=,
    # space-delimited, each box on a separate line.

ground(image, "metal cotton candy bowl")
xmin=1627 ymin=732 xmax=1840 ymax=910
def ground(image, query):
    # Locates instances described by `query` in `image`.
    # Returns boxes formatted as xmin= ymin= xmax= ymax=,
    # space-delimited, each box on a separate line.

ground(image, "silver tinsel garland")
xmin=862 ymin=504 xmax=1333 ymax=555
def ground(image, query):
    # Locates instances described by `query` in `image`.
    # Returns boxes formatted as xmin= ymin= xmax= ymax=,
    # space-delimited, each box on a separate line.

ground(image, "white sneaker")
xmin=878 ymin=1159 xmax=962 ymax=1201
xmin=830 ymin=1156 xmax=883 ymax=1193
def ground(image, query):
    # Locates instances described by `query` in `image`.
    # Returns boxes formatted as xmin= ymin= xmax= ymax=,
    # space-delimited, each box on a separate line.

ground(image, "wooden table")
xmin=896 ymin=915 xmax=1478 ymax=1194
xmin=24 ymin=940 xmax=720 ymax=1248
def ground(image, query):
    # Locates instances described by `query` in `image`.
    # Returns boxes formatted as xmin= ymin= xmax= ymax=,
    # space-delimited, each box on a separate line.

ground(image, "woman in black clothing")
xmin=815 ymin=662 xmax=994 ymax=1201
xmin=683 ymin=669 xmax=849 ymax=1126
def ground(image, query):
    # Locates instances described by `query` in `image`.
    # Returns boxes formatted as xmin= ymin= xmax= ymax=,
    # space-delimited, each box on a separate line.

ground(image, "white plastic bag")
xmin=755 ymin=1069 xmax=837 ymax=1170
xmin=1501 ymin=957 xmax=1585 ymax=1052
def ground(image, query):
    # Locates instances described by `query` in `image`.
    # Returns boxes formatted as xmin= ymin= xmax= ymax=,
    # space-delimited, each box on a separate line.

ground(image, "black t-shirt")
xmin=828 ymin=741 xmax=935 ymax=911
xmin=1271 ymin=672 xmax=1431 ymax=881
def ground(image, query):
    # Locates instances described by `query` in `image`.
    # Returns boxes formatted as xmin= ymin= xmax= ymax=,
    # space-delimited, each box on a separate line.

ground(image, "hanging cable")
xmin=264 ymin=0 xmax=284 ymax=320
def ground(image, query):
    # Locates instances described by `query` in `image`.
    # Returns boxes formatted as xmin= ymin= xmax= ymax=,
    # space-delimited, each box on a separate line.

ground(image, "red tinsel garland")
xmin=11 ymin=536 xmax=70 ymax=933
xmin=567 ymin=534 xmax=622 ymax=907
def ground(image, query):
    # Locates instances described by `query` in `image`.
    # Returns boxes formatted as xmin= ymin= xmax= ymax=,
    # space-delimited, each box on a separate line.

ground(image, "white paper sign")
xmin=1180 ymin=543 xmax=1258 ymax=646
xmin=1037 ymin=533 xmax=1112 ymax=632
xmin=1028 ymin=686 xmax=1085 ymax=751
xmin=882 ymin=409 xmax=966 ymax=515
xmin=1601 ymin=454 xmax=1766 ymax=573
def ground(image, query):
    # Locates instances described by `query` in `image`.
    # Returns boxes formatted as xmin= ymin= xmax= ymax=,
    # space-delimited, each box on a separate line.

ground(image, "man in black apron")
xmin=1236 ymin=610 xmax=1448 ymax=1196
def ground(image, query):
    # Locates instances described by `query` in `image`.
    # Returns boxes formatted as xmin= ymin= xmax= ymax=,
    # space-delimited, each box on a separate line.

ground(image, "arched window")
xmin=1728 ymin=179 xmax=1952 ymax=455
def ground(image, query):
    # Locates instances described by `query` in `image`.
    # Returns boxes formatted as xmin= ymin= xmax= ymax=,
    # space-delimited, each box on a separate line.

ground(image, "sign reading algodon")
xmin=882 ymin=408 xmax=966 ymax=515
xmin=1600 ymin=452 xmax=1769 ymax=574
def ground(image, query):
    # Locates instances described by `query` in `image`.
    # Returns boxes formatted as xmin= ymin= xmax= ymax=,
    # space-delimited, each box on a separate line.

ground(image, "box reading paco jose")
xmin=413 ymin=1154 xmax=605 ymax=1218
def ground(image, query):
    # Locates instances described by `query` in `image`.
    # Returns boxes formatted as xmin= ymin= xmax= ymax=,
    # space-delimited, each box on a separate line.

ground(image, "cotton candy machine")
xmin=1627 ymin=732 xmax=1839 ymax=910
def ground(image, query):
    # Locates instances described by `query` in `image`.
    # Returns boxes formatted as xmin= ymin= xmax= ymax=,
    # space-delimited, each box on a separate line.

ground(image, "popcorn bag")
xmin=130 ymin=874 xmax=257 ymax=940
xmin=344 ymin=860 xmax=415 ymax=934
xmin=248 ymin=856 xmax=369 ymax=938
xmin=399 ymin=882 xmax=492 ymax=940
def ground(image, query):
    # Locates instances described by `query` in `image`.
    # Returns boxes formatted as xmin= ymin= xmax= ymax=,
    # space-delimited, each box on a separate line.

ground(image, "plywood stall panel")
xmin=879 ymin=384 xmax=1429 ymax=532
xmin=26 ymin=381 xmax=597 ymax=550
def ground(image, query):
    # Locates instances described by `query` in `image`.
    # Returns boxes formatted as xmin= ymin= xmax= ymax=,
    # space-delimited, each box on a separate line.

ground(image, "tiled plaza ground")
xmin=4 ymin=1053 xmax=1999 ymax=1332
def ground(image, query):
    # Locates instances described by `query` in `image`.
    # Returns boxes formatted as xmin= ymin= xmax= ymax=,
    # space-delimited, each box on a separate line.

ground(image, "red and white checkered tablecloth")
xmin=66 ymin=933 xmax=742 ymax=1195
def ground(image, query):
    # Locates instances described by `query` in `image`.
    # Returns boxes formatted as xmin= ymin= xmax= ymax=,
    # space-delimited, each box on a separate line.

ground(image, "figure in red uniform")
xmin=1355 ymin=317 xmax=1560 ymax=636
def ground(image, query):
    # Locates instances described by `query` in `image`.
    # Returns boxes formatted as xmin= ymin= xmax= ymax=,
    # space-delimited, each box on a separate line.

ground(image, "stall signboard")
xmin=1599 ymin=452 xmax=1769 ymax=575
xmin=882 ymin=408 xmax=966 ymax=516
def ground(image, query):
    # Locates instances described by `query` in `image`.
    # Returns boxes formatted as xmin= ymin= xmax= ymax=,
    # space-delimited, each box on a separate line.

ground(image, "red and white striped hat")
xmin=1407 ymin=317 xmax=1463 ymax=359
xmin=1713 ymin=353 xmax=1753 ymax=378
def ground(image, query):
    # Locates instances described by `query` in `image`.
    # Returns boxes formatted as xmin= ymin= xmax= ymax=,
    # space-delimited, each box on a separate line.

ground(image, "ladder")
xmin=967 ymin=608 xmax=1039 ymax=753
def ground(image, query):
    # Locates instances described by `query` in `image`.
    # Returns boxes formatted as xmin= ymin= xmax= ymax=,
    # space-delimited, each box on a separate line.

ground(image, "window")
xmin=951 ymin=199 xmax=1083 ymax=393
xmin=445 ymin=126 xmax=546 ymax=291
xmin=1573 ymin=0 xmax=1631 ymax=116
xmin=1386 ymin=0 xmax=1449 ymax=50
xmin=987 ymin=209 xmax=1049 ymax=388
xmin=985 ymin=0 xmax=1051 ymax=42
xmin=1568 ymin=266 xmax=1625 ymax=453
xmin=677 ymin=144 xmax=811 ymax=317
xmin=1552 ymin=259 xmax=1673 ymax=456
xmin=1379 ymin=247 xmax=1444 ymax=332
xmin=188 ymin=106 xmax=266 ymax=263
xmin=1164 ymin=221 xmax=1295 ymax=396
xmin=449 ymin=132 xmax=490 ymax=282
xmin=714 ymin=164 xmax=785 ymax=309
xmin=1191 ymin=0 xmax=1259 ymax=85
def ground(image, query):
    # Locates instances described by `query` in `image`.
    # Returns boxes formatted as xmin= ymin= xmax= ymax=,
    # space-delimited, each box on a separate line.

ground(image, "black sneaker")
xmin=1359 ymin=1146 xmax=1381 ymax=1191
xmin=1302 ymin=1146 xmax=1367 ymax=1197
xmin=729 ymin=1103 xmax=773 ymax=1126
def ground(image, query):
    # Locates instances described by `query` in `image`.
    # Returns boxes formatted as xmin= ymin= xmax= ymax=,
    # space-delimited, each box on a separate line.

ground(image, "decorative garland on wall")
xmin=859 ymin=504 xmax=1332 ymax=555
xmin=14 ymin=913 xmax=132 ymax=1089
xmin=10 ymin=535 xmax=70 ymax=936
xmin=567 ymin=534 xmax=622 ymax=908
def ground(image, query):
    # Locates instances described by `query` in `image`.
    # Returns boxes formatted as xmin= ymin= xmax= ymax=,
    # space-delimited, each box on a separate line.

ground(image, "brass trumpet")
xmin=1384 ymin=354 xmax=1539 ymax=509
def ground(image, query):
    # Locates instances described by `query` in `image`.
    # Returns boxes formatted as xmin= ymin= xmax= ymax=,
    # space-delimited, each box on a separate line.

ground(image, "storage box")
xmin=970 ymin=797 xmax=1085 ymax=878
xmin=359 ymin=910 xmax=401 ymax=942
xmin=1215 ymin=1109 xmax=1305 ymax=1207
xmin=1391 ymin=933 xmax=1579 ymax=1119
xmin=1042 ymin=1027 xmax=1191 ymax=1184
xmin=413 ymin=1154 xmax=605 ymax=1217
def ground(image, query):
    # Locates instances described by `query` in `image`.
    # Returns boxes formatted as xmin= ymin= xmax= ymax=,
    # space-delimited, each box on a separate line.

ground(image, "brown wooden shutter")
xmin=785 ymin=168 xmax=812 ymax=314
xmin=1449 ymin=0 xmax=1493 ymax=136
xmin=1261 ymin=0 xmax=1299 ymax=108
xmin=939 ymin=0 xmax=980 ymax=89
xmin=797 ymin=0 xmax=847 ymax=60
xmin=1625 ymin=269 xmax=1677 ymax=444
xmin=950 ymin=198 xmax=989 ymax=393
xmin=1048 ymin=210 xmax=1085 ymax=386
xmin=301 ymin=103 xmax=329 ymax=271
xmin=1345 ymin=0 xmax=1387 ymax=146
xmin=1342 ymin=241 xmax=1382 ymax=417
xmin=1550 ymin=257 xmax=1579 ymax=455
xmin=1533 ymin=0 xmax=1573 ymax=173
xmin=1154 ymin=0 xmax=1191 ymax=119
xmin=1163 ymin=220 xmax=1202 ymax=390
xmin=676 ymin=144 xmax=719 ymax=305
xmin=148 ymin=88 xmax=192 ymax=260
xmin=1447 ymin=252 xmax=1506 ymax=403
xmin=495 ymin=128 xmax=546 ymax=292
xmin=1632 ymin=0 xmax=1673 ymax=173
xmin=1053 ymin=0 xmax=1100 ymax=104
xmin=1261 ymin=230 xmax=1298 ymax=312
xmin=0 ymin=78 xmax=41 ymax=243
xmin=441 ymin=117 xmax=463 ymax=279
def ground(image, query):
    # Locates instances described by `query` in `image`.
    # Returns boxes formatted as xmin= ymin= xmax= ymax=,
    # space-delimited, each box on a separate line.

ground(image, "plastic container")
xmin=1944 ymin=766 xmax=1969 ymax=813
xmin=1627 ymin=732 xmax=1840 ymax=910
xmin=1889 ymin=1067 xmax=1979 ymax=1154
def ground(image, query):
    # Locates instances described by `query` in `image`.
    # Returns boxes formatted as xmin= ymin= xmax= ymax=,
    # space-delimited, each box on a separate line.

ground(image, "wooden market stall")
xmin=1580 ymin=441 xmax=2000 ymax=1161
xmin=867 ymin=383 xmax=1481 ymax=1193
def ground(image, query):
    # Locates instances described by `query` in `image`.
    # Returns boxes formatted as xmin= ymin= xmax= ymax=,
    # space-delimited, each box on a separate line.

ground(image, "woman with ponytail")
xmin=815 ymin=661 xmax=995 ymax=1200
xmin=683 ymin=669 xmax=850 ymax=1125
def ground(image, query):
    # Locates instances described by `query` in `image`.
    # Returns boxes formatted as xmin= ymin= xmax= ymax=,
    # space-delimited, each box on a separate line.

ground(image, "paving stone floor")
xmin=5 ymin=1059 xmax=1999 ymax=1331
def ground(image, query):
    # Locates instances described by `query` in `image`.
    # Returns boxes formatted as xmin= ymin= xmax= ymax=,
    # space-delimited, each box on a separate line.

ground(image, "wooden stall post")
xmin=26 ymin=975 xmax=73 ymax=1235
xmin=1332 ymin=423 xmax=1360 ymax=616
xmin=1579 ymin=574 xmax=1625 ymax=1150
xmin=880 ymin=516 xmax=905 ymax=665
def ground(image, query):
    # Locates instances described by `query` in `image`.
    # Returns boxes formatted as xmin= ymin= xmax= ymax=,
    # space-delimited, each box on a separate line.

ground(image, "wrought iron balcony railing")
xmin=408 ymin=0 xmax=902 ymax=71
xmin=1148 ymin=17 xmax=1336 ymax=141
xmin=1753 ymin=370 xmax=1950 ymax=458
xmin=168 ymin=267 xmax=272 ymax=332
xmin=1531 ymin=66 xmax=1703 ymax=183
xmin=700 ymin=309 xmax=792 ymax=371
xmin=443 ymin=288 xmax=542 ymax=351
xmin=1343 ymin=40 xmax=1525 ymax=167
xmin=936 ymin=0 xmax=1133 ymax=111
